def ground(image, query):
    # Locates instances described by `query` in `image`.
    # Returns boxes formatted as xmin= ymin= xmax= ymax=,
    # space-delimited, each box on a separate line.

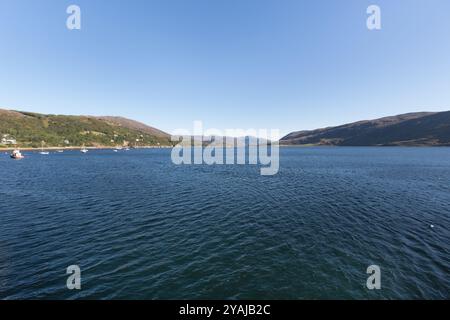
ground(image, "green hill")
xmin=0 ymin=109 xmax=172 ymax=148
xmin=281 ymin=111 xmax=450 ymax=146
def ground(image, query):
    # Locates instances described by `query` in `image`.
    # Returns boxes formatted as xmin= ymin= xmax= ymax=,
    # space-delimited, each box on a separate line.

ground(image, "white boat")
xmin=80 ymin=145 xmax=88 ymax=153
xmin=56 ymin=150 xmax=64 ymax=153
xmin=10 ymin=149 xmax=24 ymax=159
xmin=39 ymin=142 xmax=49 ymax=155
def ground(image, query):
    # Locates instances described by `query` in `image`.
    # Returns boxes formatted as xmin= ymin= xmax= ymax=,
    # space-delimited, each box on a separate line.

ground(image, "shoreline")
xmin=278 ymin=144 xmax=450 ymax=147
xmin=0 ymin=146 xmax=173 ymax=151
xmin=2 ymin=145 xmax=449 ymax=151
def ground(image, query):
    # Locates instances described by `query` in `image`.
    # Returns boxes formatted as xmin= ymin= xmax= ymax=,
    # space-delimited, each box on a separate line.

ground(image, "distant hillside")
xmin=96 ymin=116 xmax=169 ymax=138
xmin=0 ymin=109 xmax=172 ymax=148
xmin=281 ymin=111 xmax=450 ymax=146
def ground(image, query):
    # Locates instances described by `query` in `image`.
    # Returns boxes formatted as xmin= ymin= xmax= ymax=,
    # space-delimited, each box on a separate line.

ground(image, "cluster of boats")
xmin=7 ymin=142 xmax=137 ymax=159
xmin=9 ymin=147 xmax=89 ymax=159
xmin=8 ymin=146 xmax=135 ymax=159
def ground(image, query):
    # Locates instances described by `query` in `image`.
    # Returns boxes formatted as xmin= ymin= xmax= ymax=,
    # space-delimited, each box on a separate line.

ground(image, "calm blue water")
xmin=0 ymin=147 xmax=449 ymax=299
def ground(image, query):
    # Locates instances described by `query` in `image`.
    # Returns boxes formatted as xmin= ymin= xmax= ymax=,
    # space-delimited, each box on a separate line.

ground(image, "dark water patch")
xmin=0 ymin=147 xmax=449 ymax=299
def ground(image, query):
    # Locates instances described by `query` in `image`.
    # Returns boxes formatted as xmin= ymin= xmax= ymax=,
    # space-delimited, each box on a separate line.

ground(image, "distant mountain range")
xmin=2 ymin=108 xmax=450 ymax=148
xmin=0 ymin=109 xmax=172 ymax=148
xmin=281 ymin=111 xmax=450 ymax=146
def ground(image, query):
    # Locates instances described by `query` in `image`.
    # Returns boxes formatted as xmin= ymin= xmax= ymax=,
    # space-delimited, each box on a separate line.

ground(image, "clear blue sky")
xmin=1 ymin=0 xmax=449 ymax=137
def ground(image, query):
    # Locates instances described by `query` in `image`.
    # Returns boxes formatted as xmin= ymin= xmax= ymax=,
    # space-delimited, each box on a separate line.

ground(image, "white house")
xmin=1 ymin=134 xmax=17 ymax=145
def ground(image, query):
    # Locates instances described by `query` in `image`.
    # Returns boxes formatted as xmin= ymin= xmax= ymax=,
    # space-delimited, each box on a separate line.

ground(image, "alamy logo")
xmin=66 ymin=5 xmax=81 ymax=30
xmin=66 ymin=265 xmax=81 ymax=290
xmin=367 ymin=5 xmax=381 ymax=30
xmin=171 ymin=121 xmax=280 ymax=176
xmin=366 ymin=265 xmax=381 ymax=290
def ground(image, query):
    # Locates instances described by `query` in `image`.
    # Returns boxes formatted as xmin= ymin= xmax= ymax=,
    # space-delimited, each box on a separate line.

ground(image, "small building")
xmin=1 ymin=134 xmax=17 ymax=145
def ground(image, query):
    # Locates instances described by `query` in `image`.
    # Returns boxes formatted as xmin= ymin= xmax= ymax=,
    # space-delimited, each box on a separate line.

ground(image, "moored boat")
xmin=10 ymin=149 xmax=24 ymax=159
xmin=39 ymin=141 xmax=49 ymax=155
